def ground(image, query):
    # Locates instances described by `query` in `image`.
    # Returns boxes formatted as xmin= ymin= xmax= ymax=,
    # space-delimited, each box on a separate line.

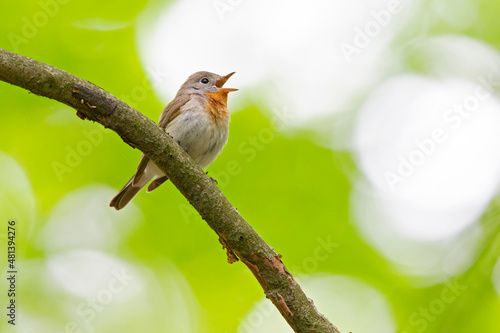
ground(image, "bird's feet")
xmin=206 ymin=172 xmax=218 ymax=184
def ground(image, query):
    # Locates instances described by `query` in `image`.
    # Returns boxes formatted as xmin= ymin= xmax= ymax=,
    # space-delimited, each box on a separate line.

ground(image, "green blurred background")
xmin=1 ymin=0 xmax=500 ymax=332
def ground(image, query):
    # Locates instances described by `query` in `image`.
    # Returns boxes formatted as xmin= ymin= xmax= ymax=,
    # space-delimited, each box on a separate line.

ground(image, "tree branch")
xmin=0 ymin=48 xmax=340 ymax=333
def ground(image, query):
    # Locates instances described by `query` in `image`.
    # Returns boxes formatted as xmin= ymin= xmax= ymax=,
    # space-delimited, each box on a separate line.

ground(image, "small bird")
xmin=110 ymin=71 xmax=237 ymax=210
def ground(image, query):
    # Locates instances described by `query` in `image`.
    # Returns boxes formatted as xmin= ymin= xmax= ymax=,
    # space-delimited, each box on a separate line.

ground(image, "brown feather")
xmin=158 ymin=94 xmax=192 ymax=128
xmin=110 ymin=176 xmax=141 ymax=210
xmin=147 ymin=176 xmax=169 ymax=192
xmin=132 ymin=154 xmax=149 ymax=186
xmin=132 ymin=94 xmax=191 ymax=187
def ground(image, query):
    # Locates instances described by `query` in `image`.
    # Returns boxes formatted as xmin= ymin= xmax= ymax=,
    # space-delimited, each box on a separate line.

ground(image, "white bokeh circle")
xmin=136 ymin=0 xmax=415 ymax=124
xmin=238 ymin=275 xmax=396 ymax=333
xmin=37 ymin=185 xmax=143 ymax=253
xmin=407 ymin=34 xmax=500 ymax=81
xmin=353 ymin=75 xmax=500 ymax=240
xmin=12 ymin=252 xmax=202 ymax=333
xmin=351 ymin=179 xmax=484 ymax=281
xmin=45 ymin=249 xmax=144 ymax=300
xmin=0 ymin=151 xmax=36 ymax=237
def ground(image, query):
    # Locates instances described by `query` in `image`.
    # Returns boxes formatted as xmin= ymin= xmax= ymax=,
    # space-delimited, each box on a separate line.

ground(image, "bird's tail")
xmin=110 ymin=175 xmax=151 ymax=210
xmin=110 ymin=158 xmax=166 ymax=210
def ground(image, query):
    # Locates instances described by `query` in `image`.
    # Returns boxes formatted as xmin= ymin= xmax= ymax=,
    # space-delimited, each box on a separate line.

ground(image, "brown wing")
xmin=132 ymin=94 xmax=191 ymax=186
xmin=132 ymin=154 xmax=150 ymax=186
xmin=158 ymin=94 xmax=192 ymax=128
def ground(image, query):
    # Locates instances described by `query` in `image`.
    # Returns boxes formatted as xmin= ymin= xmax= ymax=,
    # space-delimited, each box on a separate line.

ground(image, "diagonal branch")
xmin=0 ymin=48 xmax=340 ymax=333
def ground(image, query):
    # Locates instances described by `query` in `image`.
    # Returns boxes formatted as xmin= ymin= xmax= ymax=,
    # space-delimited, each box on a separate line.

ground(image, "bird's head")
xmin=179 ymin=71 xmax=238 ymax=96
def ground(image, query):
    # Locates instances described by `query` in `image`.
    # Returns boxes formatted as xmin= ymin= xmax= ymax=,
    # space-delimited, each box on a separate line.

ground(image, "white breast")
xmin=164 ymin=101 xmax=229 ymax=169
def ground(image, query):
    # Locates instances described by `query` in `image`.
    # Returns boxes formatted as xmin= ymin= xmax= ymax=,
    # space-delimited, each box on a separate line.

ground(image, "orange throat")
xmin=204 ymin=90 xmax=233 ymax=122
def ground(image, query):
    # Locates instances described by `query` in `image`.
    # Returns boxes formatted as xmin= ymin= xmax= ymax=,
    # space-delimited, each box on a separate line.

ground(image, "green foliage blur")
xmin=1 ymin=0 xmax=500 ymax=333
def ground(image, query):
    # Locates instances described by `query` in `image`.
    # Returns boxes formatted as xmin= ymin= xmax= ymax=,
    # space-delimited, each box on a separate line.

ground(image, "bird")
xmin=110 ymin=71 xmax=237 ymax=210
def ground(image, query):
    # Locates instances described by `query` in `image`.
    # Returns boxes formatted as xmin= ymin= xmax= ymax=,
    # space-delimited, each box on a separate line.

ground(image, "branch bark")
xmin=0 ymin=48 xmax=340 ymax=333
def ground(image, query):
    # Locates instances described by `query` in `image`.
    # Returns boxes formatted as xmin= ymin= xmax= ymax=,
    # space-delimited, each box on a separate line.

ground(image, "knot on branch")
xmin=72 ymin=84 xmax=117 ymax=120
xmin=218 ymin=232 xmax=239 ymax=264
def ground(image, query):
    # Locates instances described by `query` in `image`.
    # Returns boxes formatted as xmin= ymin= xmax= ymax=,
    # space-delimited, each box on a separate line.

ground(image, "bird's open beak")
xmin=215 ymin=72 xmax=238 ymax=93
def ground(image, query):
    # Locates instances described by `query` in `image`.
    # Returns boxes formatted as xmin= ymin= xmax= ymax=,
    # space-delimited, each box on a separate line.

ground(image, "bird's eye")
xmin=201 ymin=78 xmax=209 ymax=84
